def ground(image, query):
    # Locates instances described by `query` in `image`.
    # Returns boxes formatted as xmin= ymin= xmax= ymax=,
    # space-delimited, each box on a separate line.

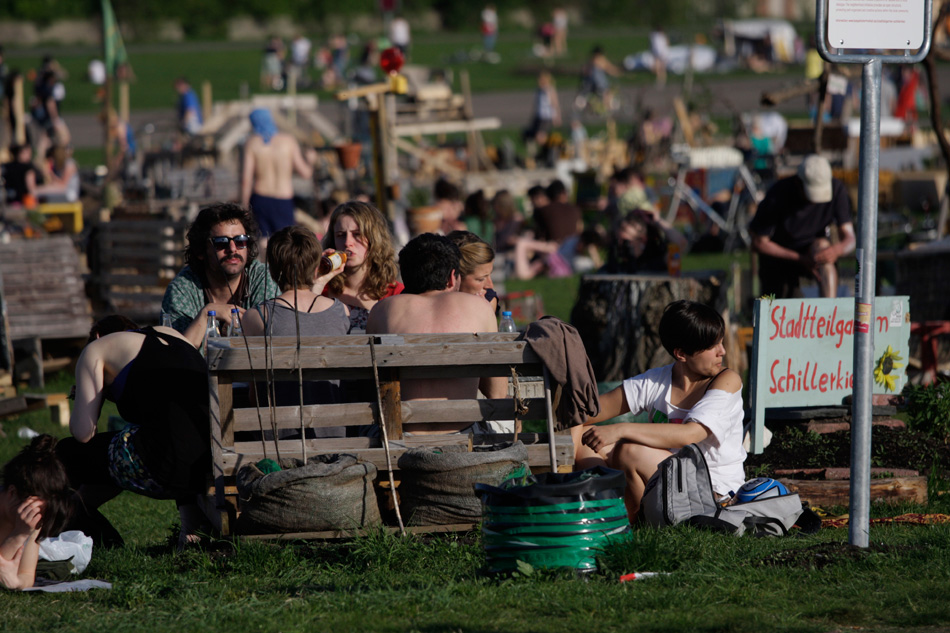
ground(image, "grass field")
xmin=1 ymin=370 xmax=950 ymax=632
xmin=3 ymin=26 xmax=801 ymax=115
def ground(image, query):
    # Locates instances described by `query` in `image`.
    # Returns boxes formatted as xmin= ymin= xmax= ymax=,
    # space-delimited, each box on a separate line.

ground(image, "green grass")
xmin=2 ymin=26 xmax=803 ymax=116
xmin=3 ymin=375 xmax=950 ymax=631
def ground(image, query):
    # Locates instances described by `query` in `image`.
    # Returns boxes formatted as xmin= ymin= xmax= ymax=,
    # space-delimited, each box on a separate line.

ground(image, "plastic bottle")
xmin=160 ymin=311 xmax=173 ymax=328
xmin=499 ymin=311 xmax=517 ymax=333
xmin=228 ymin=308 xmax=243 ymax=337
xmin=666 ymin=242 xmax=682 ymax=277
xmin=206 ymin=310 xmax=220 ymax=340
xmin=318 ymin=251 xmax=347 ymax=275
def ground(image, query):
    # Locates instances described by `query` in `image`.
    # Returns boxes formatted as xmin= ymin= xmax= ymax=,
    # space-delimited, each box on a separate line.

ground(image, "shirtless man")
xmin=366 ymin=233 xmax=507 ymax=430
xmin=240 ymin=108 xmax=317 ymax=246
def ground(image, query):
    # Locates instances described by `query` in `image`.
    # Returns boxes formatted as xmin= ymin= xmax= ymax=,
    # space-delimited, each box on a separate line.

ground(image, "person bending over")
xmin=56 ymin=316 xmax=211 ymax=548
xmin=0 ymin=435 xmax=72 ymax=590
xmin=571 ymin=300 xmax=746 ymax=522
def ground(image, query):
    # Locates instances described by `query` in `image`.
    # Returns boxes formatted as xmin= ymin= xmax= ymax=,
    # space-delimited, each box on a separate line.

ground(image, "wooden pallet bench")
xmin=0 ymin=236 xmax=92 ymax=386
xmin=200 ymin=332 xmax=575 ymax=538
xmin=89 ymin=218 xmax=189 ymax=324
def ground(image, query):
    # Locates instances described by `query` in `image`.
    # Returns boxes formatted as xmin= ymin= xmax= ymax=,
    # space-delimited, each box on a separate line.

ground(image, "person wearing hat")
xmin=240 ymin=107 xmax=318 ymax=250
xmin=749 ymin=154 xmax=855 ymax=298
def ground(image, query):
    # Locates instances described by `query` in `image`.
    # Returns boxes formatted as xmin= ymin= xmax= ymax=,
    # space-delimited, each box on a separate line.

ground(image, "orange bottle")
xmin=319 ymin=251 xmax=347 ymax=275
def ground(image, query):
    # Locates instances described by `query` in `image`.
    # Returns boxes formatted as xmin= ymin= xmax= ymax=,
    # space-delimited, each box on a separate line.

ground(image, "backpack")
xmin=641 ymin=443 xmax=720 ymax=528
xmin=641 ymin=444 xmax=820 ymax=537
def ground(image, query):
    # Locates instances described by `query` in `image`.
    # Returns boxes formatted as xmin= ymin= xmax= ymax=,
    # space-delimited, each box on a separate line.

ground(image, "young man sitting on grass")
xmin=571 ymin=300 xmax=746 ymax=522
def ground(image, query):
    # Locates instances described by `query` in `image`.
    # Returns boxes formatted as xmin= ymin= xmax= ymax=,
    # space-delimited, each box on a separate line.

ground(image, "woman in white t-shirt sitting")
xmin=571 ymin=300 xmax=746 ymax=522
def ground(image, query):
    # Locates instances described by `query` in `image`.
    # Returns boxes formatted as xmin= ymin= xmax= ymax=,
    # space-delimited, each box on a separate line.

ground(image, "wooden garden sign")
xmin=748 ymin=296 xmax=911 ymax=452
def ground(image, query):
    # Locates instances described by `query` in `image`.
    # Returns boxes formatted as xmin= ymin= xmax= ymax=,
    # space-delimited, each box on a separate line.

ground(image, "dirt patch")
xmin=745 ymin=425 xmax=950 ymax=478
xmin=758 ymin=542 xmax=917 ymax=570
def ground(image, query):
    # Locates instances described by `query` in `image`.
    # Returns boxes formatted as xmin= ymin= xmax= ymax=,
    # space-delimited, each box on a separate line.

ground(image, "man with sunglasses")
xmin=161 ymin=203 xmax=278 ymax=348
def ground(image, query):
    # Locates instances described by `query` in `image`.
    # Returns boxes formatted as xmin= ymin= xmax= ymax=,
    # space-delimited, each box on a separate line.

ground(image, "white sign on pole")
xmin=828 ymin=0 xmax=926 ymax=49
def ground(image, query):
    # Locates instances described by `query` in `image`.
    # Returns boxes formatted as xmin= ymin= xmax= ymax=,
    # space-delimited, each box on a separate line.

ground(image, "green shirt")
xmin=161 ymin=259 xmax=278 ymax=332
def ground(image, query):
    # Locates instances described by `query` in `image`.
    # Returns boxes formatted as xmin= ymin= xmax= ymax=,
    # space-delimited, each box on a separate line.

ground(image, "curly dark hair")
xmin=2 ymin=434 xmax=73 ymax=539
xmin=184 ymin=202 xmax=261 ymax=275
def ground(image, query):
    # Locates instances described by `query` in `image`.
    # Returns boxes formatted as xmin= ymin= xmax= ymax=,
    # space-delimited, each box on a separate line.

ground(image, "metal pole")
xmin=849 ymin=58 xmax=881 ymax=548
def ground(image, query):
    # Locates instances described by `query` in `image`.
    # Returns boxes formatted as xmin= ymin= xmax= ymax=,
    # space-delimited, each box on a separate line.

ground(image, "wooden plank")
xmin=231 ymin=399 xmax=549 ymax=433
xmin=221 ymin=434 xmax=574 ymax=476
xmin=778 ymin=476 xmax=928 ymax=507
xmin=379 ymin=371 xmax=402 ymax=439
xmin=393 ymin=117 xmax=501 ymax=137
xmin=232 ymin=403 xmax=373 ymax=432
xmin=224 ymin=332 xmax=523 ymax=348
xmin=211 ymin=341 xmax=540 ymax=371
xmin=0 ymin=395 xmax=29 ymax=418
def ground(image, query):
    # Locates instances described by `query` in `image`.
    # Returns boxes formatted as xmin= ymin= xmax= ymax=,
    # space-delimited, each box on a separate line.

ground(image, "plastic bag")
xmin=38 ymin=530 xmax=93 ymax=574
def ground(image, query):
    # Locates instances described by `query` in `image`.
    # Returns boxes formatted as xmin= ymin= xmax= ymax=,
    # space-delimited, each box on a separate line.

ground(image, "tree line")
xmin=1 ymin=0 xmax=740 ymax=37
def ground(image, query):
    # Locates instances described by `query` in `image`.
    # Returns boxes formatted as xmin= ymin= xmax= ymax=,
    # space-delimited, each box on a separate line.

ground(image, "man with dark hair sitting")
xmin=366 ymin=233 xmax=507 ymax=418
xmin=161 ymin=202 xmax=279 ymax=348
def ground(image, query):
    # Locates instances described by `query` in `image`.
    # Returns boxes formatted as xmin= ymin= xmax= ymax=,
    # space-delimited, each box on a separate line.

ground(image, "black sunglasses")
xmin=209 ymin=234 xmax=249 ymax=250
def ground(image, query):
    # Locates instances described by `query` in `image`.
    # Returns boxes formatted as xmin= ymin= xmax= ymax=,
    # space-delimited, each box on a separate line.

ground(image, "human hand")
xmin=312 ymin=249 xmax=346 ymax=293
xmin=12 ymin=497 xmax=44 ymax=539
xmin=582 ymin=424 xmax=625 ymax=454
xmin=812 ymin=243 xmax=839 ymax=266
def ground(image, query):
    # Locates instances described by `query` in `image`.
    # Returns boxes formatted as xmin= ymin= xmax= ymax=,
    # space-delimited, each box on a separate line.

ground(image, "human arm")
xmin=161 ymin=271 xmax=234 ymax=348
xmin=640 ymin=206 xmax=687 ymax=252
xmin=292 ymin=142 xmax=315 ymax=181
xmin=241 ymin=304 xmax=266 ymax=337
xmin=596 ymin=55 xmax=622 ymax=77
xmin=69 ymin=345 xmax=107 ymax=443
xmin=751 ymin=233 xmax=807 ymax=263
xmin=582 ymin=419 xmax=709 ymax=454
xmin=814 ymin=221 xmax=856 ymax=265
xmin=0 ymin=497 xmax=43 ymax=590
xmin=240 ymin=140 xmax=257 ymax=207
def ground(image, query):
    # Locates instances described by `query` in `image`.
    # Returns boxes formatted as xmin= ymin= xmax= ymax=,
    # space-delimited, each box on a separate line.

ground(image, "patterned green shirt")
xmin=161 ymin=260 xmax=278 ymax=332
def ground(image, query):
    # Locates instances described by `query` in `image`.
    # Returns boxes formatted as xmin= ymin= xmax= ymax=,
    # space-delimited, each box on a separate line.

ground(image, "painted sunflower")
xmin=873 ymin=345 xmax=904 ymax=392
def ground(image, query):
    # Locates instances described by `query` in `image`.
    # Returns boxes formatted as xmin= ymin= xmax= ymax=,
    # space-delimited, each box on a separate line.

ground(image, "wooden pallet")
xmin=202 ymin=332 xmax=574 ymax=539
xmin=89 ymin=218 xmax=189 ymax=324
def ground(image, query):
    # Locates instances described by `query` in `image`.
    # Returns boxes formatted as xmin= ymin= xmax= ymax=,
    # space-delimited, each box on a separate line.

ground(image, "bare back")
xmin=71 ymin=327 xmax=193 ymax=442
xmin=367 ymin=292 xmax=501 ymax=404
xmin=244 ymin=133 xmax=304 ymax=200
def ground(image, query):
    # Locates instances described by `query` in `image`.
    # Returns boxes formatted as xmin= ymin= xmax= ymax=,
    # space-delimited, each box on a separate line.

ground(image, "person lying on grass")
xmin=571 ymin=300 xmax=746 ymax=522
xmin=0 ymin=435 xmax=72 ymax=590
xmin=56 ymin=315 xmax=211 ymax=549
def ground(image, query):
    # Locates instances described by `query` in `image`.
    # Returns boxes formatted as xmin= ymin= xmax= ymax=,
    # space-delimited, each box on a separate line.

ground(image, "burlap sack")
xmin=397 ymin=441 xmax=529 ymax=526
xmin=236 ymin=453 xmax=381 ymax=533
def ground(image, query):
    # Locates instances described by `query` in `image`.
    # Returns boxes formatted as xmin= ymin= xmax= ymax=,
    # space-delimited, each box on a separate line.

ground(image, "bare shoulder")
xmin=710 ymin=367 xmax=742 ymax=394
xmin=366 ymin=295 xmax=401 ymax=333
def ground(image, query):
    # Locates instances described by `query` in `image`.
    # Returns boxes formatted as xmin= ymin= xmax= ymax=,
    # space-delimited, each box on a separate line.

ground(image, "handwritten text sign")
xmin=828 ymin=0 xmax=926 ymax=50
xmin=748 ymin=297 xmax=910 ymax=452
